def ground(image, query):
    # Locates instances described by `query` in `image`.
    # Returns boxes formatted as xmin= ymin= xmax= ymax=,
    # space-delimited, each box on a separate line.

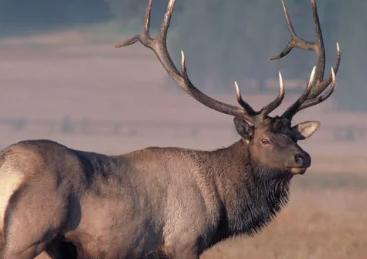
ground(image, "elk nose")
xmin=294 ymin=153 xmax=311 ymax=168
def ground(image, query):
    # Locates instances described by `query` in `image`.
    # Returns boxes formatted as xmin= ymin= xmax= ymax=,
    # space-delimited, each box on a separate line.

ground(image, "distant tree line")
xmin=110 ymin=0 xmax=367 ymax=111
xmin=0 ymin=0 xmax=365 ymax=111
xmin=175 ymin=0 xmax=366 ymax=112
xmin=0 ymin=0 xmax=111 ymax=35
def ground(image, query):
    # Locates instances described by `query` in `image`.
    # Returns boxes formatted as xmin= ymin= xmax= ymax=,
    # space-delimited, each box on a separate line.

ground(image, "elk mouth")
xmin=288 ymin=167 xmax=307 ymax=175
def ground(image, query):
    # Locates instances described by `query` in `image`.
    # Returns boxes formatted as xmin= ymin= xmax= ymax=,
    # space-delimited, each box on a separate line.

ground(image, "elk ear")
xmin=234 ymin=117 xmax=254 ymax=140
xmin=293 ymin=121 xmax=320 ymax=140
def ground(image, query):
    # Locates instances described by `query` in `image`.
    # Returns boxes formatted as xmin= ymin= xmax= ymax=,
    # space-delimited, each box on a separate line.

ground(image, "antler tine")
xmin=115 ymin=0 xmax=153 ymax=48
xmin=283 ymin=66 xmax=316 ymax=119
xmin=178 ymin=51 xmax=255 ymax=122
xmin=297 ymin=67 xmax=337 ymax=112
xmin=274 ymin=0 xmax=341 ymax=118
xmin=313 ymin=42 xmax=341 ymax=97
xmin=144 ymin=0 xmax=153 ymax=36
xmin=310 ymin=0 xmax=326 ymax=88
xmin=234 ymin=82 xmax=257 ymax=116
xmin=260 ymin=72 xmax=285 ymax=117
xmin=117 ymin=0 xmax=256 ymax=123
xmin=271 ymin=0 xmax=316 ymax=61
xmin=272 ymin=0 xmax=326 ymax=83
xmin=159 ymin=0 xmax=176 ymax=42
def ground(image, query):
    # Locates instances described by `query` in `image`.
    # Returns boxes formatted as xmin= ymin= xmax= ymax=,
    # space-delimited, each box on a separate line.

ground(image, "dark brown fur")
xmin=0 ymin=0 xmax=340 ymax=257
xmin=0 ymin=137 xmax=294 ymax=259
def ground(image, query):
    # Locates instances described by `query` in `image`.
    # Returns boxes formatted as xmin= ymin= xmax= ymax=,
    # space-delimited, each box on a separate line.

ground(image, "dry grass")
xmin=202 ymin=175 xmax=367 ymax=259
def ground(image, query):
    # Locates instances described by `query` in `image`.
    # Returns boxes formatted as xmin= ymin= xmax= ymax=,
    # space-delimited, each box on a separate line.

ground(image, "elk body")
xmin=0 ymin=0 xmax=340 ymax=258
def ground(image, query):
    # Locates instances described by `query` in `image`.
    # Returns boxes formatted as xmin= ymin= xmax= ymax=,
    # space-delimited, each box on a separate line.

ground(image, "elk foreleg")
xmin=1 ymin=184 xmax=69 ymax=259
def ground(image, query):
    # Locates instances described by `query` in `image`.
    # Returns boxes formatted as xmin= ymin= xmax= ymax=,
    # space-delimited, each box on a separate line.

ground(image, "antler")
xmin=272 ymin=0 xmax=341 ymax=119
xmin=116 ymin=0 xmax=286 ymax=123
xmin=235 ymin=72 xmax=285 ymax=118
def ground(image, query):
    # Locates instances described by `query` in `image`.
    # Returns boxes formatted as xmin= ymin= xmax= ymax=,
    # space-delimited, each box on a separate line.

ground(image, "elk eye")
xmin=261 ymin=138 xmax=271 ymax=145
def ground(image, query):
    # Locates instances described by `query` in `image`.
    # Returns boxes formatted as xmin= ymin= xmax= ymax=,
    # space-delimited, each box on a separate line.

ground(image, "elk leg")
xmin=2 ymin=183 xmax=69 ymax=259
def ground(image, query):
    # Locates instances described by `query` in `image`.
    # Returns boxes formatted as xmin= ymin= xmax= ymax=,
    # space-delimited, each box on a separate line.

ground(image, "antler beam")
xmin=116 ymin=0 xmax=256 ymax=122
xmin=116 ymin=0 xmax=288 ymax=123
xmin=272 ymin=0 xmax=341 ymax=119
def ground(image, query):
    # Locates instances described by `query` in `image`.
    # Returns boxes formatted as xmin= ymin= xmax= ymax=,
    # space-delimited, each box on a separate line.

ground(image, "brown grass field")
xmin=1 ymin=31 xmax=366 ymax=259
xmin=202 ymin=176 xmax=367 ymax=259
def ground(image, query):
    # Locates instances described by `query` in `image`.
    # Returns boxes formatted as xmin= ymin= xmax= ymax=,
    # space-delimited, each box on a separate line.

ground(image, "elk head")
xmin=116 ymin=0 xmax=341 ymax=175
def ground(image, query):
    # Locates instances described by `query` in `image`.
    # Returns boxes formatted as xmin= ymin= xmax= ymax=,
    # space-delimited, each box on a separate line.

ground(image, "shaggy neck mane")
xmin=240 ymin=166 xmax=291 ymax=234
xmin=210 ymin=141 xmax=291 ymax=241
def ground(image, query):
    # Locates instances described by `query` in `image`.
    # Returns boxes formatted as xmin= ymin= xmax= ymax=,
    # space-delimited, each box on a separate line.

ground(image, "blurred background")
xmin=0 ymin=0 xmax=366 ymax=258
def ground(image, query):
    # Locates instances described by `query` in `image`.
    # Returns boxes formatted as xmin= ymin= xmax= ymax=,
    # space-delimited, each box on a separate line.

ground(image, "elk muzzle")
xmin=289 ymin=152 xmax=311 ymax=175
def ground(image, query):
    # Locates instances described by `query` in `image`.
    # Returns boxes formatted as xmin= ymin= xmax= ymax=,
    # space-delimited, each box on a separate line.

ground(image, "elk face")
xmin=234 ymin=117 xmax=320 ymax=175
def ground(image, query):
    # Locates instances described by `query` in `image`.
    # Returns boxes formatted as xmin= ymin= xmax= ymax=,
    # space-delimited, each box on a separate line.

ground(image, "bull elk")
xmin=0 ymin=0 xmax=340 ymax=258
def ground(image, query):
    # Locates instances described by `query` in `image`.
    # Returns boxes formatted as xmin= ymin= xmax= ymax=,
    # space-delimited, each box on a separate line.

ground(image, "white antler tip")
xmin=278 ymin=71 xmax=283 ymax=82
xmin=310 ymin=66 xmax=317 ymax=81
xmin=281 ymin=0 xmax=286 ymax=8
xmin=234 ymin=81 xmax=241 ymax=99
xmin=234 ymin=81 xmax=240 ymax=91
xmin=336 ymin=42 xmax=341 ymax=52
xmin=278 ymin=72 xmax=284 ymax=90
xmin=180 ymin=50 xmax=186 ymax=69
xmin=168 ymin=0 xmax=176 ymax=8
xmin=311 ymin=65 xmax=317 ymax=74
xmin=331 ymin=67 xmax=336 ymax=84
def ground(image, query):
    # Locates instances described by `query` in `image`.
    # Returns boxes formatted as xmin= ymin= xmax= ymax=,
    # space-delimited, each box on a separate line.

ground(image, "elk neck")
xmin=205 ymin=140 xmax=292 ymax=237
